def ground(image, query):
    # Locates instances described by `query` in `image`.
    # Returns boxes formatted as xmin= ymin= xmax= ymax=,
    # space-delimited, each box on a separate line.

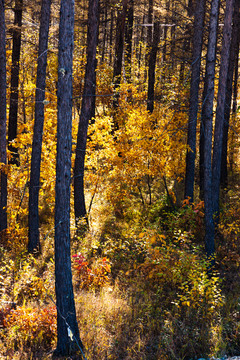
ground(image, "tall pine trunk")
xmin=28 ymin=0 xmax=52 ymax=253
xmin=54 ymin=0 xmax=83 ymax=356
xmin=220 ymin=0 xmax=240 ymax=188
xmin=0 ymin=0 xmax=7 ymax=237
xmin=112 ymin=0 xmax=128 ymax=113
xmin=8 ymin=0 xmax=23 ymax=165
xmin=147 ymin=21 xmax=160 ymax=113
xmin=201 ymin=0 xmax=220 ymax=258
xmin=125 ymin=0 xmax=133 ymax=82
xmin=74 ymin=0 xmax=99 ymax=222
xmin=184 ymin=0 xmax=206 ymax=202
xmin=212 ymin=0 xmax=235 ymax=220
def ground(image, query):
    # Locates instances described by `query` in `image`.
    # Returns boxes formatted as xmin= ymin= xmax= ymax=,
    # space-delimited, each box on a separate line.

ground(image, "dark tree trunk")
xmin=184 ymin=0 xmax=206 ymax=202
xmin=221 ymin=0 xmax=240 ymax=188
xmin=212 ymin=0 xmax=235 ymax=220
xmin=0 ymin=0 xmax=7 ymax=236
xmin=54 ymin=0 xmax=83 ymax=356
xmin=145 ymin=0 xmax=153 ymax=71
xmin=170 ymin=1 xmax=176 ymax=70
xmin=162 ymin=0 xmax=170 ymax=66
xmin=28 ymin=0 xmax=52 ymax=254
xmin=125 ymin=0 xmax=133 ymax=82
xmin=109 ymin=8 xmax=114 ymax=66
xmin=74 ymin=0 xmax=99 ymax=222
xmin=179 ymin=0 xmax=192 ymax=83
xmin=147 ymin=21 xmax=160 ymax=113
xmin=112 ymin=0 xmax=128 ymax=112
xmin=201 ymin=0 xmax=220 ymax=258
xmin=229 ymin=40 xmax=239 ymax=172
xmin=8 ymin=0 xmax=23 ymax=165
xmin=199 ymin=0 xmax=220 ymax=200
xmin=101 ymin=1 xmax=107 ymax=64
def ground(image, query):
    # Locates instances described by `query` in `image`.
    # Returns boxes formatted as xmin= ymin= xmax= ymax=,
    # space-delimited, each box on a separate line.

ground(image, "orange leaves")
xmin=73 ymin=253 xmax=111 ymax=291
xmin=3 ymin=305 xmax=57 ymax=350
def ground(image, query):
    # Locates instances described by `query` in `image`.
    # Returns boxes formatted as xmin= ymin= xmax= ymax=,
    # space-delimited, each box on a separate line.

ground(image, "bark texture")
xmin=212 ymin=0 xmax=235 ymax=219
xmin=8 ymin=0 xmax=23 ymax=164
xmin=28 ymin=0 xmax=52 ymax=253
xmin=54 ymin=0 xmax=83 ymax=356
xmin=201 ymin=0 xmax=220 ymax=257
xmin=74 ymin=0 xmax=99 ymax=222
xmin=147 ymin=21 xmax=160 ymax=113
xmin=112 ymin=0 xmax=128 ymax=112
xmin=184 ymin=0 xmax=206 ymax=202
xmin=0 ymin=0 xmax=7 ymax=235
xmin=221 ymin=0 xmax=240 ymax=188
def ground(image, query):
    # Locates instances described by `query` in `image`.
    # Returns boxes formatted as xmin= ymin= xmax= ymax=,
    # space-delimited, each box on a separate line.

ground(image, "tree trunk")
xmin=112 ymin=0 xmax=128 ymax=112
xmin=147 ymin=21 xmax=160 ymax=113
xmin=0 ymin=0 xmax=7 ymax=236
xmin=162 ymin=0 xmax=170 ymax=66
xmin=220 ymin=0 xmax=240 ymax=188
xmin=8 ymin=0 xmax=23 ymax=165
xmin=125 ymin=0 xmax=133 ymax=82
xmin=229 ymin=40 xmax=239 ymax=173
xmin=101 ymin=1 xmax=107 ymax=64
xmin=199 ymin=0 xmax=220 ymax=200
xmin=201 ymin=0 xmax=220 ymax=258
xmin=28 ymin=0 xmax=52 ymax=254
xmin=212 ymin=0 xmax=235 ymax=220
xmin=145 ymin=0 xmax=153 ymax=79
xmin=184 ymin=0 xmax=206 ymax=202
xmin=109 ymin=8 xmax=114 ymax=66
xmin=54 ymin=0 xmax=83 ymax=356
xmin=74 ymin=0 xmax=99 ymax=222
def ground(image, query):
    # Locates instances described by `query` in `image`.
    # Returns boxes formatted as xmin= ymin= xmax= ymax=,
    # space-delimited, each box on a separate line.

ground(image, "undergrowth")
xmin=1 ymin=187 xmax=240 ymax=359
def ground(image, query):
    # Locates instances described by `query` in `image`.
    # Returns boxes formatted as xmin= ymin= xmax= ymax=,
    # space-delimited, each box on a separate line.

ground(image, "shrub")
xmin=3 ymin=305 xmax=57 ymax=353
xmin=73 ymin=253 xmax=111 ymax=291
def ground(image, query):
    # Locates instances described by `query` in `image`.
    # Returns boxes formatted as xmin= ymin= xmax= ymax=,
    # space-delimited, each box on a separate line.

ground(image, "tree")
xmin=125 ymin=0 xmax=134 ymax=82
xmin=74 ymin=0 xmax=99 ymax=223
xmin=112 ymin=0 xmax=128 ymax=112
xmin=184 ymin=0 xmax=206 ymax=202
xmin=212 ymin=0 xmax=235 ymax=220
xmin=0 ymin=0 xmax=7 ymax=237
xmin=220 ymin=0 xmax=240 ymax=188
xmin=8 ymin=0 xmax=23 ymax=165
xmin=147 ymin=21 xmax=160 ymax=113
xmin=54 ymin=0 xmax=83 ymax=356
xmin=201 ymin=0 xmax=220 ymax=258
xmin=28 ymin=0 xmax=52 ymax=253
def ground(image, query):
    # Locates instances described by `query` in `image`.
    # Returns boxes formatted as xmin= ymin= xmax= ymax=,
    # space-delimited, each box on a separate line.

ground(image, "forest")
xmin=1 ymin=0 xmax=240 ymax=358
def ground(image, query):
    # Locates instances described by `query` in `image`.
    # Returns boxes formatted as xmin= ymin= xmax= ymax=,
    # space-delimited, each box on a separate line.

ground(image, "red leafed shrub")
xmin=73 ymin=253 xmax=111 ymax=290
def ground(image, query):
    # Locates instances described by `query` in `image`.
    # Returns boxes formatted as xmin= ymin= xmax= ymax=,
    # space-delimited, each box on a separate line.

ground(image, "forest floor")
xmin=1 ymin=177 xmax=240 ymax=359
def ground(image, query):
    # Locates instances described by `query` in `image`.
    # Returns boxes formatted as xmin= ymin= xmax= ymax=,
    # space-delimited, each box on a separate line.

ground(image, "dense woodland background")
xmin=1 ymin=0 xmax=240 ymax=358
